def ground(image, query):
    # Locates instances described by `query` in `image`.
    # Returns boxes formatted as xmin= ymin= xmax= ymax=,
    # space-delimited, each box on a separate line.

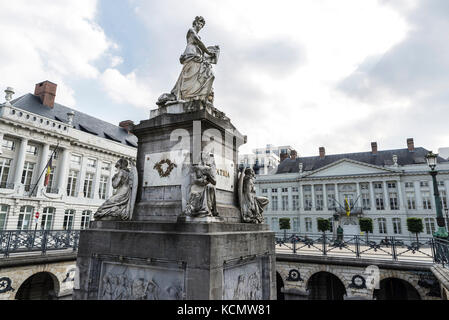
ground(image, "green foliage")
xmin=359 ymin=218 xmax=373 ymax=233
xmin=279 ymin=218 xmax=291 ymax=230
xmin=407 ymin=218 xmax=423 ymax=234
xmin=317 ymin=218 xmax=331 ymax=233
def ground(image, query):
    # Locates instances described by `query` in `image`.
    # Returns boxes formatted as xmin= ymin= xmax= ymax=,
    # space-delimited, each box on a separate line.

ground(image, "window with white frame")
xmin=389 ymin=193 xmax=399 ymax=210
xmin=305 ymin=218 xmax=312 ymax=232
xmin=440 ymin=190 xmax=447 ymax=210
xmin=17 ymin=206 xmax=33 ymax=230
xmin=316 ymin=194 xmax=323 ymax=211
xmin=293 ymin=218 xmax=299 ymax=232
xmin=45 ymin=166 xmax=56 ymax=193
xmin=422 ymin=192 xmax=432 ymax=209
xmin=407 ymin=192 xmax=416 ymax=210
xmin=292 ymin=187 xmax=299 ymax=192
xmin=374 ymin=182 xmax=383 ymax=190
xmin=272 ymin=188 xmax=278 ymax=193
xmin=405 ymin=182 xmax=414 ymax=188
xmin=26 ymin=144 xmax=38 ymax=156
xmin=101 ymin=162 xmax=111 ymax=171
xmin=387 ymin=182 xmax=396 ymax=189
xmin=71 ymin=154 xmax=82 ymax=166
xmin=304 ymin=194 xmax=312 ymax=211
xmin=99 ymin=176 xmax=108 ymax=200
xmin=327 ymin=194 xmax=336 ymax=210
xmin=87 ymin=158 xmax=97 ymax=169
xmin=2 ymin=139 xmax=15 ymax=151
xmin=41 ymin=207 xmax=55 ymax=230
xmin=292 ymin=195 xmax=299 ymax=211
xmin=81 ymin=210 xmax=92 ymax=229
xmin=271 ymin=196 xmax=278 ymax=211
xmin=425 ymin=218 xmax=436 ymax=235
xmin=281 ymin=188 xmax=288 ymax=193
xmin=282 ymin=195 xmax=289 ymax=211
xmin=375 ymin=194 xmax=385 ymax=210
xmin=378 ymin=218 xmax=387 ymax=234
xmin=420 ymin=181 xmax=429 ymax=188
xmin=67 ymin=170 xmax=78 ymax=197
xmin=83 ymin=173 xmax=94 ymax=198
xmin=21 ymin=162 xmax=35 ymax=191
xmin=392 ymin=218 xmax=402 ymax=234
xmin=303 ymin=185 xmax=311 ymax=192
xmin=63 ymin=209 xmax=75 ymax=230
xmin=0 ymin=158 xmax=11 ymax=188
xmin=262 ymin=189 xmax=267 ymax=194
xmin=0 ymin=205 xmax=9 ymax=230
xmin=438 ymin=181 xmax=445 ymax=187
xmin=360 ymin=183 xmax=369 ymax=190
xmin=362 ymin=193 xmax=371 ymax=210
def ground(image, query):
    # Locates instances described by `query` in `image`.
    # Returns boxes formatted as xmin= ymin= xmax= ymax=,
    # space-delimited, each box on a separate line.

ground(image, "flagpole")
xmin=29 ymin=142 xmax=60 ymax=228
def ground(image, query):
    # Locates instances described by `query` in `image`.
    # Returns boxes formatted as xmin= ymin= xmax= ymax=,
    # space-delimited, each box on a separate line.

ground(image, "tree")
xmin=279 ymin=218 xmax=291 ymax=241
xmin=359 ymin=218 xmax=373 ymax=243
xmin=407 ymin=218 xmax=424 ymax=244
xmin=317 ymin=218 xmax=331 ymax=233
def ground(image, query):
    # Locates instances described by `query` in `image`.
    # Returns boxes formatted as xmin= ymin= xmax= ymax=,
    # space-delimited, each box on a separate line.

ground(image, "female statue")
xmin=184 ymin=152 xmax=218 ymax=217
xmin=94 ymin=158 xmax=137 ymax=221
xmin=158 ymin=16 xmax=219 ymax=106
xmin=238 ymin=168 xmax=269 ymax=223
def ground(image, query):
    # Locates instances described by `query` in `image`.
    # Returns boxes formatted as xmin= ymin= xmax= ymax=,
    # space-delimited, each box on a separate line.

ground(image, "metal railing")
xmin=0 ymin=229 xmax=80 ymax=257
xmin=275 ymin=232 xmax=449 ymax=267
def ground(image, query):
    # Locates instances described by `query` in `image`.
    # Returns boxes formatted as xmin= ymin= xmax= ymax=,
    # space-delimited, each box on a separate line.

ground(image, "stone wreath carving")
xmin=153 ymin=159 xmax=177 ymax=178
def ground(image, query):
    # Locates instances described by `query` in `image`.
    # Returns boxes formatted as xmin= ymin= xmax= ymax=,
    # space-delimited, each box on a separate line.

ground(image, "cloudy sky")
xmin=0 ymin=0 xmax=447 ymax=156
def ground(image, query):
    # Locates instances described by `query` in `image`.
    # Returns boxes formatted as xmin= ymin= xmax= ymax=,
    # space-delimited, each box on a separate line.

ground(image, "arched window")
xmin=63 ymin=209 xmax=75 ymax=230
xmin=81 ymin=210 xmax=92 ymax=229
xmin=41 ymin=207 xmax=55 ymax=230
xmin=18 ymin=206 xmax=34 ymax=230
xmin=0 ymin=205 xmax=9 ymax=230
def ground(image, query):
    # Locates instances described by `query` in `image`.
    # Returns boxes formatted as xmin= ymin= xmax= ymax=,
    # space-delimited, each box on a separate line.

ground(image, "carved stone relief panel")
xmin=223 ymin=260 xmax=263 ymax=300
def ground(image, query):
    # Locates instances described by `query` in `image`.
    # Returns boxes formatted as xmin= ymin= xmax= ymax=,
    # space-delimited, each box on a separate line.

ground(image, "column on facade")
xmin=414 ymin=181 xmax=422 ymax=210
xmin=56 ymin=148 xmax=69 ymax=195
xmin=37 ymin=143 xmax=50 ymax=189
xmin=323 ymin=183 xmax=328 ymax=210
xmin=397 ymin=180 xmax=405 ymax=210
xmin=356 ymin=182 xmax=361 ymax=208
xmin=370 ymin=181 xmax=377 ymax=212
xmin=13 ymin=138 xmax=28 ymax=188
xmin=93 ymin=158 xmax=102 ymax=200
xmin=334 ymin=183 xmax=340 ymax=207
xmin=287 ymin=185 xmax=293 ymax=212
xmin=298 ymin=183 xmax=304 ymax=211
xmin=383 ymin=181 xmax=390 ymax=210
xmin=77 ymin=155 xmax=87 ymax=198
xmin=311 ymin=184 xmax=316 ymax=211
xmin=0 ymin=132 xmax=3 ymax=154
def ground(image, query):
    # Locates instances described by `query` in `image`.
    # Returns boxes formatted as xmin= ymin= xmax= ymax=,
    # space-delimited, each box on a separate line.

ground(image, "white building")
xmin=255 ymin=140 xmax=449 ymax=238
xmin=0 ymin=81 xmax=137 ymax=231
xmin=239 ymin=144 xmax=296 ymax=175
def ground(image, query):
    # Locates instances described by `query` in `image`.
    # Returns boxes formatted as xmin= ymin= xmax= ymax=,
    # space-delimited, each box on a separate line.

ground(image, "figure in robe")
xmin=238 ymin=168 xmax=269 ymax=223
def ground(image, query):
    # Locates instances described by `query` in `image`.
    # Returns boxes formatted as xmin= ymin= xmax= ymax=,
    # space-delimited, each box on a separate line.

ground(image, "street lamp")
xmin=425 ymin=151 xmax=448 ymax=239
xmin=445 ymin=208 xmax=449 ymax=232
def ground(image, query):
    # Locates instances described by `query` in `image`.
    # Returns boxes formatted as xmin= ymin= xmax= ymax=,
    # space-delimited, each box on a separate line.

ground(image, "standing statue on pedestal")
xmin=183 ymin=152 xmax=218 ymax=217
xmin=94 ymin=158 xmax=138 ymax=221
xmin=238 ymin=168 xmax=269 ymax=223
xmin=157 ymin=16 xmax=220 ymax=107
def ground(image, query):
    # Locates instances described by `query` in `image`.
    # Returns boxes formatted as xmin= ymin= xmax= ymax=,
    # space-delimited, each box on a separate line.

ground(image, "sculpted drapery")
xmin=239 ymin=168 xmax=269 ymax=224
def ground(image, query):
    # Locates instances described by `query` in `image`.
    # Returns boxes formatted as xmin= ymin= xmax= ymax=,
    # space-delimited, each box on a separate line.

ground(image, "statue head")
xmin=244 ymin=168 xmax=255 ymax=177
xmin=116 ymin=158 xmax=129 ymax=170
xmin=193 ymin=16 xmax=205 ymax=30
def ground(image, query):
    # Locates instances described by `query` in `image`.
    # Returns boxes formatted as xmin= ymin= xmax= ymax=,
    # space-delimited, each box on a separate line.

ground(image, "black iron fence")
xmin=0 ymin=229 xmax=80 ymax=257
xmin=275 ymin=231 xmax=449 ymax=267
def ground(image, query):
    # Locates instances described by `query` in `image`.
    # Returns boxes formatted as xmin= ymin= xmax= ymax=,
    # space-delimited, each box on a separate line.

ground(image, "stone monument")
xmin=73 ymin=16 xmax=276 ymax=300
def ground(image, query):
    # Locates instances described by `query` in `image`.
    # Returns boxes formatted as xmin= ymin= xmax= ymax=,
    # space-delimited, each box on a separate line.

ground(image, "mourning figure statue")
xmin=157 ymin=16 xmax=219 ymax=107
xmin=183 ymin=152 xmax=218 ymax=217
xmin=94 ymin=158 xmax=138 ymax=221
xmin=238 ymin=168 xmax=269 ymax=223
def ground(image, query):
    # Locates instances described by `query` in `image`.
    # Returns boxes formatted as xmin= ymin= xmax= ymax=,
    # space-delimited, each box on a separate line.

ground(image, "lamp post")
xmin=445 ymin=208 xmax=449 ymax=232
xmin=425 ymin=151 xmax=448 ymax=239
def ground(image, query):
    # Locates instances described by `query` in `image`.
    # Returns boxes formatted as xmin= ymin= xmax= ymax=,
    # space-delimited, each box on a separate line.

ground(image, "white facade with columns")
xmin=256 ymin=155 xmax=449 ymax=238
xmin=0 ymin=97 xmax=136 ymax=231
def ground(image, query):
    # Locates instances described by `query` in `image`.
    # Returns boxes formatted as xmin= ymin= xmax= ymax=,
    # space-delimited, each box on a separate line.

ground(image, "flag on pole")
xmin=44 ymin=157 xmax=53 ymax=186
xmin=345 ymin=197 xmax=351 ymax=217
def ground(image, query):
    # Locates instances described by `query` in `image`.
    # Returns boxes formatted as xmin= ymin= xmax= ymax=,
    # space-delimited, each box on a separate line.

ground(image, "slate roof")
xmin=9 ymin=93 xmax=138 ymax=147
xmin=276 ymin=147 xmax=449 ymax=174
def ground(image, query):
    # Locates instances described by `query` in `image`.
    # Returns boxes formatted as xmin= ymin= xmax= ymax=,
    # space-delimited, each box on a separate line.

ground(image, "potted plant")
xmin=317 ymin=218 xmax=331 ymax=242
xmin=407 ymin=217 xmax=423 ymax=244
xmin=359 ymin=218 xmax=373 ymax=243
xmin=279 ymin=218 xmax=291 ymax=241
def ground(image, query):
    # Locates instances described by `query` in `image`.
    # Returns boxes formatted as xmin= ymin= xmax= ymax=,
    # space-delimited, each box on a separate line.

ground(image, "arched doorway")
xmin=373 ymin=278 xmax=421 ymax=300
xmin=15 ymin=272 xmax=59 ymax=300
xmin=276 ymin=272 xmax=285 ymax=300
xmin=307 ymin=272 xmax=346 ymax=300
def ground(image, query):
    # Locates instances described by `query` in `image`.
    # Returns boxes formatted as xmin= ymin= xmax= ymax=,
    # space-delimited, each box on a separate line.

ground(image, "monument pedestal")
xmin=73 ymin=221 xmax=276 ymax=300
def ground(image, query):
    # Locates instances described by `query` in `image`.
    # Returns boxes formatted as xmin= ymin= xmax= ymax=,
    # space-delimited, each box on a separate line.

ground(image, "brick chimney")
xmin=371 ymin=142 xmax=378 ymax=155
xmin=407 ymin=138 xmax=415 ymax=152
xmin=290 ymin=150 xmax=298 ymax=160
xmin=119 ymin=120 xmax=134 ymax=133
xmin=280 ymin=152 xmax=289 ymax=162
xmin=319 ymin=147 xmax=325 ymax=159
xmin=34 ymin=81 xmax=57 ymax=108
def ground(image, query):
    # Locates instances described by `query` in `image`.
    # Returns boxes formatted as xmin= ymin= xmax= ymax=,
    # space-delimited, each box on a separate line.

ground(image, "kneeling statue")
xmin=238 ymin=168 xmax=269 ymax=223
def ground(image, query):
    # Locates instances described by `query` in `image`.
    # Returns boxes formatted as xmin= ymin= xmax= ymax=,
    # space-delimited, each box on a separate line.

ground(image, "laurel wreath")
xmin=153 ymin=159 xmax=177 ymax=178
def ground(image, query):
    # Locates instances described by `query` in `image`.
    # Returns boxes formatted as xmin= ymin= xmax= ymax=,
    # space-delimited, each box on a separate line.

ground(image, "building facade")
xmin=239 ymin=144 xmax=296 ymax=175
xmin=255 ymin=140 xmax=449 ymax=238
xmin=0 ymin=81 xmax=137 ymax=231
